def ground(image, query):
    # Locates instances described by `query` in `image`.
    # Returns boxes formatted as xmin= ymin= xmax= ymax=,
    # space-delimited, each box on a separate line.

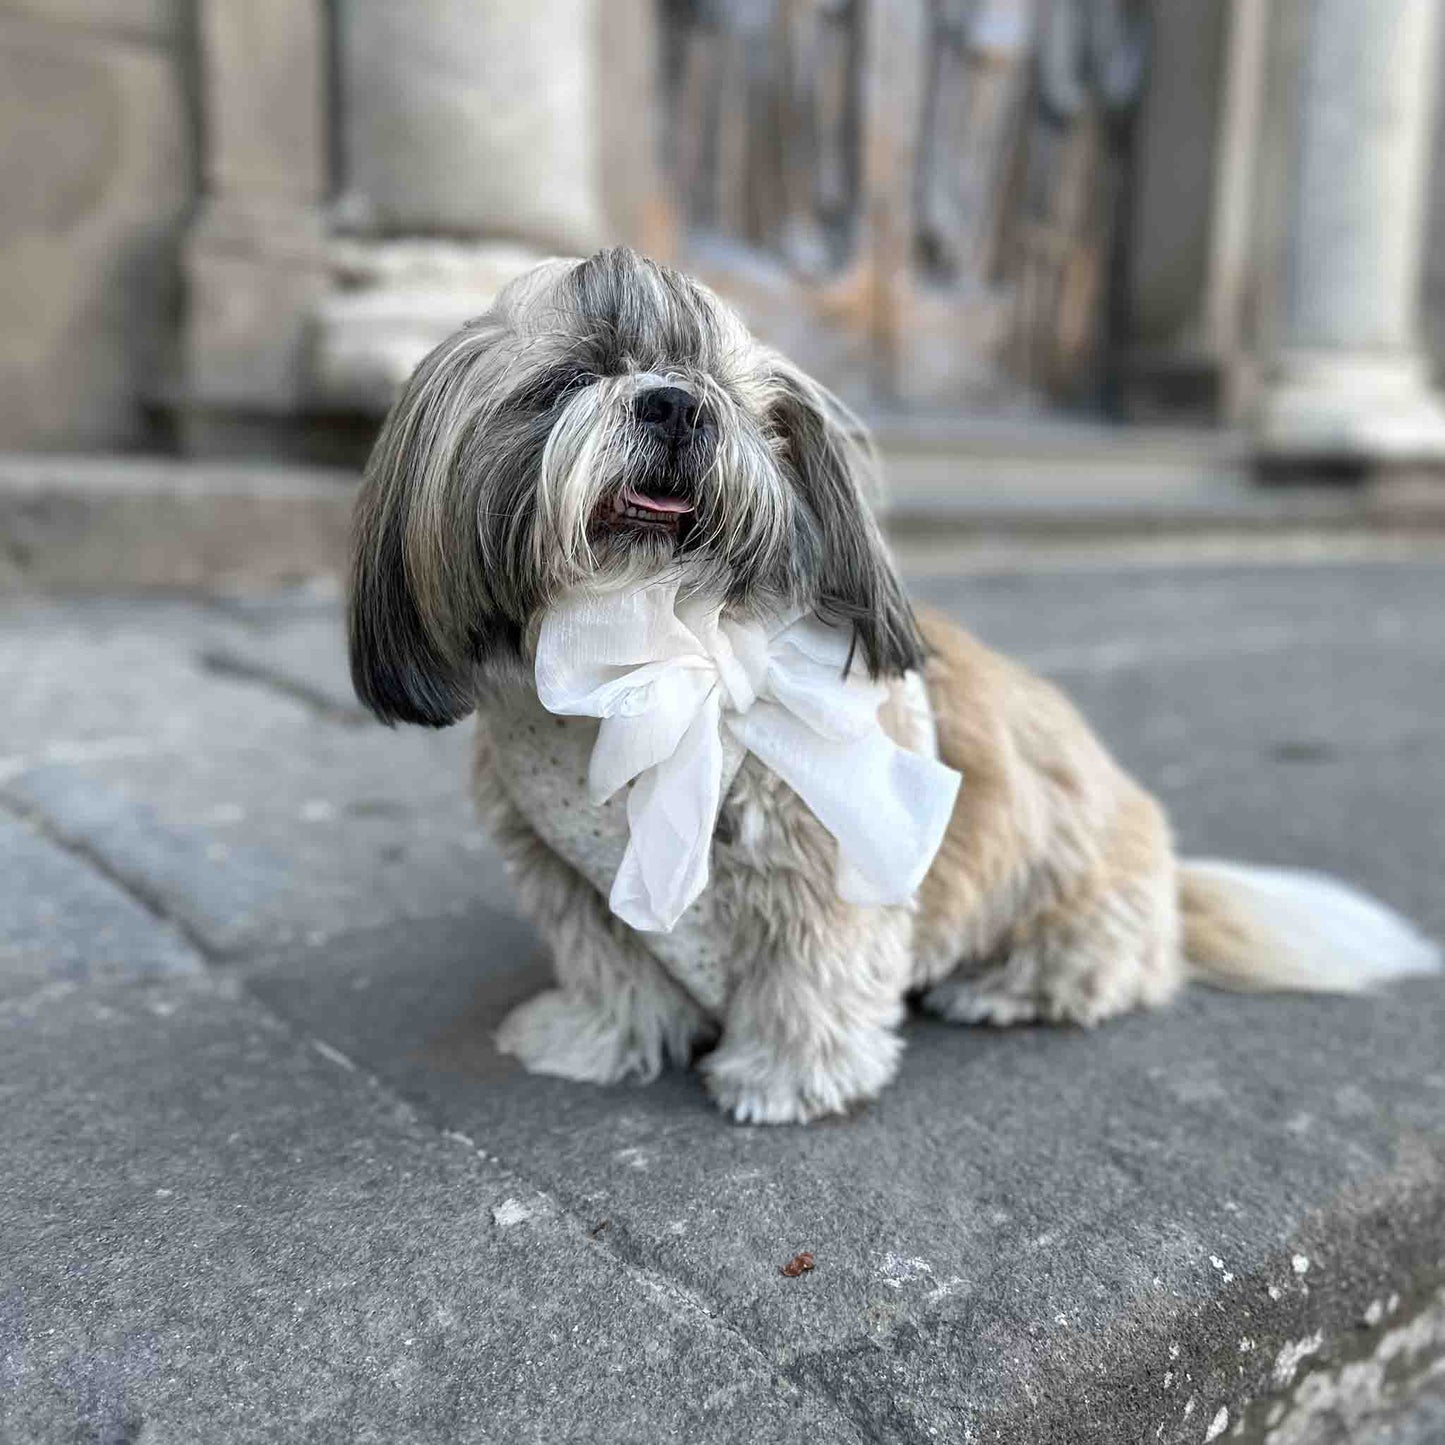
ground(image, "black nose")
xmin=635 ymin=385 xmax=705 ymax=446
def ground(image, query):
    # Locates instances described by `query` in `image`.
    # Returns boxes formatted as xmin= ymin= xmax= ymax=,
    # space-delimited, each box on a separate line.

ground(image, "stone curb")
xmin=0 ymin=453 xmax=356 ymax=592
xmin=5 ymin=450 xmax=1445 ymax=595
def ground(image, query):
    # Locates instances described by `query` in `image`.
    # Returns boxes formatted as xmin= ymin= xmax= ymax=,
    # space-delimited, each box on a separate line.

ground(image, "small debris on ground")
xmin=588 ymin=1219 xmax=610 ymax=1238
xmin=780 ymin=1251 xmax=815 ymax=1278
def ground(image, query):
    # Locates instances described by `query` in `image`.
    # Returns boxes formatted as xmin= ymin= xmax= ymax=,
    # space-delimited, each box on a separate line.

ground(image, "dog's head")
xmin=349 ymin=246 xmax=922 ymax=726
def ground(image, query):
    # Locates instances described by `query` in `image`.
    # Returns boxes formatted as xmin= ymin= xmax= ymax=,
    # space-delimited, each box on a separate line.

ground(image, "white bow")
xmin=534 ymin=577 xmax=961 ymax=933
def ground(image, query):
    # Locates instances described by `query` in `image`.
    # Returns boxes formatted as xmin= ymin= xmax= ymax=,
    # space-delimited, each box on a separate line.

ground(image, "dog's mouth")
xmin=597 ymin=484 xmax=697 ymax=540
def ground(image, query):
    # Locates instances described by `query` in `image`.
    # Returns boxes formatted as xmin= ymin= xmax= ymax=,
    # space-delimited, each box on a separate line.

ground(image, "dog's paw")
xmin=922 ymin=978 xmax=1041 ymax=1027
xmin=702 ymin=1025 xmax=902 ymax=1125
xmin=495 ymin=988 xmax=661 ymax=1085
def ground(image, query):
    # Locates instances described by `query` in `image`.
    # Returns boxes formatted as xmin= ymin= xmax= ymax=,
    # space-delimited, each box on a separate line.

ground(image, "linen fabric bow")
xmin=533 ymin=577 xmax=962 ymax=934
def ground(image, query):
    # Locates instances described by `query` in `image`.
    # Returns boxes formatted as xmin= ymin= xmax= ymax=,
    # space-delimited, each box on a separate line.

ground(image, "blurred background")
xmin=6 ymin=14 xmax=1445 ymax=1438
xmin=7 ymin=0 xmax=1445 ymax=573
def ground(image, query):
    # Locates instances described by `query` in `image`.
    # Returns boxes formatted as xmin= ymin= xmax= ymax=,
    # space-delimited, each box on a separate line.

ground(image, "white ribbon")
xmin=534 ymin=577 xmax=962 ymax=933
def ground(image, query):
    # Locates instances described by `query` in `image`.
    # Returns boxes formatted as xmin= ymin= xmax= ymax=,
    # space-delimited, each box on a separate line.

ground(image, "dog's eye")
xmin=519 ymin=365 xmax=594 ymax=412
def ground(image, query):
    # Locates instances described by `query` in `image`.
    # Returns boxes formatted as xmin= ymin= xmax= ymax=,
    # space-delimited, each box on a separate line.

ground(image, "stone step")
xmin=0 ymin=452 xmax=356 ymax=592
xmin=872 ymin=416 xmax=1416 ymax=531
xmin=4 ymin=448 xmax=1445 ymax=595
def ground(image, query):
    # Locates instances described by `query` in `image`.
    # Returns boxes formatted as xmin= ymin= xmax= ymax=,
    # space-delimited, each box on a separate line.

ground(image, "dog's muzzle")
xmin=598 ymin=383 xmax=715 ymax=537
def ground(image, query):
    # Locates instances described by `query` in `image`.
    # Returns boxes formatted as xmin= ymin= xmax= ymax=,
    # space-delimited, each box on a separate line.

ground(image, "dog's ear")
xmin=767 ymin=360 xmax=923 ymax=678
xmin=348 ymin=324 xmax=517 ymax=728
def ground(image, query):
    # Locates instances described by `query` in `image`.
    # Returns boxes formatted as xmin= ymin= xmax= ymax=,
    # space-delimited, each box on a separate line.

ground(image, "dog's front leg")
xmin=702 ymin=896 xmax=913 ymax=1125
xmin=490 ymin=828 xmax=714 ymax=1084
xmin=477 ymin=728 xmax=713 ymax=1085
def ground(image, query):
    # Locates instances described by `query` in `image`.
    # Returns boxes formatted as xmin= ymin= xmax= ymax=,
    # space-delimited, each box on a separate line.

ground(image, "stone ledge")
xmin=10 ymin=448 xmax=1445 ymax=595
xmin=0 ymin=452 xmax=355 ymax=591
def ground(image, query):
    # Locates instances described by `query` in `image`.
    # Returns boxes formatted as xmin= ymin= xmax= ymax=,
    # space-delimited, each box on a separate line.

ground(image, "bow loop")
xmin=535 ymin=578 xmax=961 ymax=933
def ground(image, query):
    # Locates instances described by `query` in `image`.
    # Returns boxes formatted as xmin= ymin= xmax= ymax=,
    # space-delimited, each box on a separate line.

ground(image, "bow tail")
xmin=733 ymin=704 xmax=961 ymax=907
xmin=608 ymin=690 xmax=727 ymax=933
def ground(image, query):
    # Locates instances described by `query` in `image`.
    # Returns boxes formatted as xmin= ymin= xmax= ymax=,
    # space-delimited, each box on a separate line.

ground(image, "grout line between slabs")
xmin=0 ymin=792 xmax=217 ymax=968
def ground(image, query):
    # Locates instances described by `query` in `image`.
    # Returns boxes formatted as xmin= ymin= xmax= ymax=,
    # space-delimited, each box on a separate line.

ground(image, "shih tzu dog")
xmin=348 ymin=246 xmax=1437 ymax=1124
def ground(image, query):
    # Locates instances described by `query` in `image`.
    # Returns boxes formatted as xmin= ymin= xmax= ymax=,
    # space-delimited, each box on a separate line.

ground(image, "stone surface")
xmin=0 ymin=809 xmax=199 ymax=999
xmin=198 ymin=0 xmax=323 ymax=208
xmin=338 ymin=0 xmax=605 ymax=253
xmin=247 ymin=923 xmax=1445 ymax=1443
xmin=12 ymin=442 xmax=1445 ymax=595
xmin=181 ymin=0 xmax=330 ymax=416
xmin=1259 ymin=0 xmax=1445 ymax=463
xmin=0 ymin=594 xmax=510 ymax=956
xmin=2 ymin=559 xmax=1444 ymax=1441
xmin=0 ymin=13 xmax=189 ymax=450
xmin=310 ymin=239 xmax=546 ymax=410
xmin=1 ymin=1 xmax=182 ymax=39
xmin=0 ymin=454 xmax=355 ymax=591
xmin=183 ymin=214 xmax=330 ymax=411
xmin=1284 ymin=0 xmax=1440 ymax=353
xmin=0 ymin=977 xmax=861 ymax=1444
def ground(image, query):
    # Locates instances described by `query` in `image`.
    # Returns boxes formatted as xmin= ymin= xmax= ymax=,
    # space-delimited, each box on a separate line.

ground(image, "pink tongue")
xmin=622 ymin=485 xmax=694 ymax=515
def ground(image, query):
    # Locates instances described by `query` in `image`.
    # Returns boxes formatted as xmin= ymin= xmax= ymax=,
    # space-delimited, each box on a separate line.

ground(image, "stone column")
xmin=1257 ymin=0 xmax=1445 ymax=471
xmin=337 ymin=0 xmax=605 ymax=254
xmin=181 ymin=0 xmax=330 ymax=447
xmin=309 ymin=0 xmax=615 ymax=411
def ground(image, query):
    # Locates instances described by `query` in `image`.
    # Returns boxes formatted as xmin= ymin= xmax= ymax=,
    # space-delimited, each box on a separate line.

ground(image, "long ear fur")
xmin=768 ymin=362 xmax=923 ymax=678
xmin=348 ymin=323 xmax=518 ymax=728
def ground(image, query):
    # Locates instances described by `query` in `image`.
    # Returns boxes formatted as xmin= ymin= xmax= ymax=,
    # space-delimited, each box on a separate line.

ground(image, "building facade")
xmin=5 ymin=0 xmax=1445 ymax=480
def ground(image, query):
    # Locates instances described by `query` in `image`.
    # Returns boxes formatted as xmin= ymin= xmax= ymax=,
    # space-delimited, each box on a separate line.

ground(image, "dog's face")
xmin=350 ymin=247 xmax=921 ymax=726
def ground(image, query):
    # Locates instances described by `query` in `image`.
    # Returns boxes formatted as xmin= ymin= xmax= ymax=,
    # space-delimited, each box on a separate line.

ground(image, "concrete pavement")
xmin=2 ymin=560 xmax=1444 ymax=1442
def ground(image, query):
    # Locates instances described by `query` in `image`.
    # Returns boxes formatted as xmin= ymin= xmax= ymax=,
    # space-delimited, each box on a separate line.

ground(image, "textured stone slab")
xmin=0 ymin=590 xmax=347 ymax=762
xmin=0 ymin=595 xmax=508 ymax=956
xmin=239 ymin=561 xmax=1445 ymax=1441
xmin=0 ymin=810 xmax=199 ymax=1000
xmin=0 ymin=977 xmax=864 ymax=1445
xmin=243 ymin=905 xmax=1445 ymax=1443
xmin=197 ymin=608 xmax=366 ymax=721
xmin=911 ymin=556 xmax=1445 ymax=685
xmin=0 ymin=455 xmax=354 ymax=591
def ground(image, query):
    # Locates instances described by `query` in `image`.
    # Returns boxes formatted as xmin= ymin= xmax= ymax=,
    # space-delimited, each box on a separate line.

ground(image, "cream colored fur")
xmin=478 ymin=694 xmax=916 ymax=1125
xmin=342 ymin=249 xmax=1435 ymax=1124
xmin=487 ymin=605 xmax=1438 ymax=1123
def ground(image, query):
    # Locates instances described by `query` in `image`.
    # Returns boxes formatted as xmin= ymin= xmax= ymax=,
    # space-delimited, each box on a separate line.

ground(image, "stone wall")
xmin=6 ymin=0 xmax=1445 ymax=457
xmin=0 ymin=1 xmax=193 ymax=451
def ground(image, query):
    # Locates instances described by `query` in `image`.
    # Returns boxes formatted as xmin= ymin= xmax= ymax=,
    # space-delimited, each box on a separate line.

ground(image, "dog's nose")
xmin=636 ymin=385 xmax=705 ymax=446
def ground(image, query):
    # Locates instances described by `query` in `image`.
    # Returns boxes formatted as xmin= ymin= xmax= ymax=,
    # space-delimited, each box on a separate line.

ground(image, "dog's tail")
xmin=1180 ymin=860 xmax=1439 ymax=993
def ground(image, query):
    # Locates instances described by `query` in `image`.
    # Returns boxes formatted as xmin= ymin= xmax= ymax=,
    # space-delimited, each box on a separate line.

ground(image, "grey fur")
xmin=348 ymin=247 xmax=921 ymax=728
xmin=348 ymin=247 xmax=941 ymax=1123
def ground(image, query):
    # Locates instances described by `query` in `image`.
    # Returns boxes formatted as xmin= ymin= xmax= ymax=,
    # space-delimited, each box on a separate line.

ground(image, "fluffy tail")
xmin=1181 ymin=860 xmax=1440 ymax=994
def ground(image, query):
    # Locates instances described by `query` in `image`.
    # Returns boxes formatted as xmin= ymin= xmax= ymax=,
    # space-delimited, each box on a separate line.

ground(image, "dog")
xmin=348 ymin=246 xmax=1438 ymax=1124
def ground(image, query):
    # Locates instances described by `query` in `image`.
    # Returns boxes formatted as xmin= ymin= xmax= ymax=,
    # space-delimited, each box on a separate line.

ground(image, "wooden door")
xmin=644 ymin=0 xmax=1148 ymax=413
